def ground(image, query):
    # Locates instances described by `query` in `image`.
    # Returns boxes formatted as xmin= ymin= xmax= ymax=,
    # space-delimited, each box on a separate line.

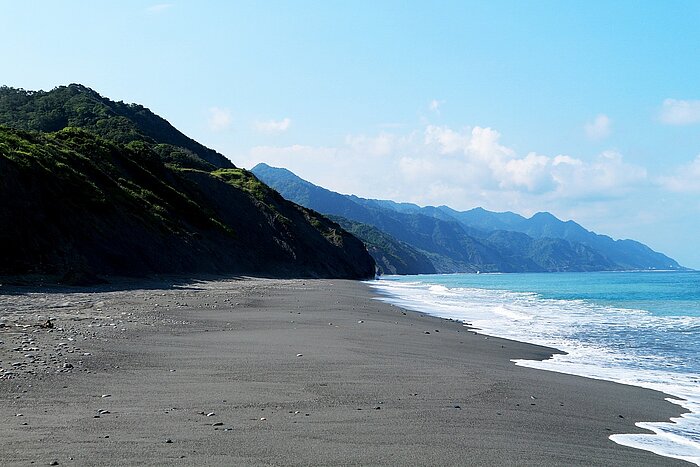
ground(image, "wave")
xmin=367 ymin=277 xmax=700 ymax=465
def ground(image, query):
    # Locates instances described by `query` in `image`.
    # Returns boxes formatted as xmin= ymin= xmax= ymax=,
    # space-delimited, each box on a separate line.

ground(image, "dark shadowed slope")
xmin=0 ymin=86 xmax=375 ymax=282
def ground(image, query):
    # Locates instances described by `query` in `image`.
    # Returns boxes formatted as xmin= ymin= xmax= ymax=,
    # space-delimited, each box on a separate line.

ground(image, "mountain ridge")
xmin=252 ymin=163 xmax=684 ymax=274
xmin=0 ymin=84 xmax=234 ymax=170
xmin=0 ymin=86 xmax=375 ymax=282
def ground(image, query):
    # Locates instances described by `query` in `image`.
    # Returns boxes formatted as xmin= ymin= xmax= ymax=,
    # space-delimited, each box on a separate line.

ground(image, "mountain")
xmin=437 ymin=207 xmax=681 ymax=270
xmin=0 ymin=86 xmax=375 ymax=282
xmin=327 ymin=216 xmax=436 ymax=275
xmin=0 ymin=84 xmax=233 ymax=170
xmin=436 ymin=206 xmax=527 ymax=231
xmin=251 ymin=164 xmax=523 ymax=272
xmin=252 ymin=163 xmax=684 ymax=273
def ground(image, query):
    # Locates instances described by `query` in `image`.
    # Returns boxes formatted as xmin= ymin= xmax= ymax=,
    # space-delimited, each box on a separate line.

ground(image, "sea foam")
xmin=368 ymin=275 xmax=700 ymax=465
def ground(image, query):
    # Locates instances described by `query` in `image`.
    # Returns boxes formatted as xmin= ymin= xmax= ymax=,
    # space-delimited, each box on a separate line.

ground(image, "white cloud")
xmin=429 ymin=99 xmax=445 ymax=113
xmin=550 ymin=150 xmax=647 ymax=200
xmin=584 ymin=114 xmax=612 ymax=140
xmin=146 ymin=3 xmax=173 ymax=13
xmin=254 ymin=118 xmax=292 ymax=133
xmin=499 ymin=152 xmax=554 ymax=193
xmin=207 ymin=107 xmax=232 ymax=132
xmin=242 ymin=123 xmax=649 ymax=210
xmin=657 ymin=155 xmax=700 ymax=192
xmin=659 ymin=99 xmax=700 ymax=125
xmin=345 ymin=132 xmax=412 ymax=157
xmin=424 ymin=125 xmax=470 ymax=154
xmin=467 ymin=126 xmax=514 ymax=162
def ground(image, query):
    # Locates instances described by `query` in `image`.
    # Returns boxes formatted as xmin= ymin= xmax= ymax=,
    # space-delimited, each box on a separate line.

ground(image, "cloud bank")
xmin=657 ymin=155 xmax=700 ymax=193
xmin=254 ymin=118 xmax=292 ymax=133
xmin=659 ymin=99 xmax=700 ymax=125
xmin=243 ymin=123 xmax=650 ymax=216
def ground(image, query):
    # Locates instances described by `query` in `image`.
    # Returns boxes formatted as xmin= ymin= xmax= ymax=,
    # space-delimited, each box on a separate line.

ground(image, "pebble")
xmin=260 ymin=417 xmax=266 ymax=421
xmin=101 ymin=394 xmax=111 ymax=398
xmin=206 ymin=412 xmax=215 ymax=417
xmin=357 ymin=320 xmax=364 ymax=324
xmin=165 ymin=439 xmax=173 ymax=443
xmin=296 ymin=354 xmax=303 ymax=357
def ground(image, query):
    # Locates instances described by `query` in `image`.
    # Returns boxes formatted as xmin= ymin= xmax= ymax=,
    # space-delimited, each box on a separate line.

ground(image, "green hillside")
xmin=0 ymin=86 xmax=375 ymax=282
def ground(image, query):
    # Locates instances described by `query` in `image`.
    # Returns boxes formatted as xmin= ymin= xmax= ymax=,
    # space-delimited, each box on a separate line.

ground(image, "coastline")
xmin=0 ymin=277 xmax=689 ymax=466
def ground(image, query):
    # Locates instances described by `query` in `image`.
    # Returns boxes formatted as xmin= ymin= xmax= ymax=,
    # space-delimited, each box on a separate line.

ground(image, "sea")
xmin=367 ymin=271 xmax=700 ymax=465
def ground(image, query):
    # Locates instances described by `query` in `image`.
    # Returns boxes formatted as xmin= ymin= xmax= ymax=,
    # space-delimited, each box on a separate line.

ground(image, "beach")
xmin=0 ymin=278 xmax=689 ymax=466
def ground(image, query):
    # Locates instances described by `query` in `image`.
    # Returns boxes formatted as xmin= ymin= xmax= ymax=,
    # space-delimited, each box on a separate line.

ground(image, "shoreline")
xmin=366 ymin=274 xmax=699 ymax=465
xmin=0 ymin=277 xmax=690 ymax=465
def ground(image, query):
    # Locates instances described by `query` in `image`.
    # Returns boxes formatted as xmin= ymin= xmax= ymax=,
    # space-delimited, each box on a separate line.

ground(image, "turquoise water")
xmin=368 ymin=271 xmax=700 ymax=465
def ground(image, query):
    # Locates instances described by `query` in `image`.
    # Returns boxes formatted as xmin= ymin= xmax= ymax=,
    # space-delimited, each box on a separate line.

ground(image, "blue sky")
xmin=3 ymin=1 xmax=700 ymax=267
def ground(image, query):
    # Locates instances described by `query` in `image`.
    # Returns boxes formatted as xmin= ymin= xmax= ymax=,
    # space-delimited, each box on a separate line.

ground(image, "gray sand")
xmin=0 ymin=278 xmax=689 ymax=466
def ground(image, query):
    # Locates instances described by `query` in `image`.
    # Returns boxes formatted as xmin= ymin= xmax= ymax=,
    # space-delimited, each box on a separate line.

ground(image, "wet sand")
xmin=0 ymin=277 xmax=689 ymax=465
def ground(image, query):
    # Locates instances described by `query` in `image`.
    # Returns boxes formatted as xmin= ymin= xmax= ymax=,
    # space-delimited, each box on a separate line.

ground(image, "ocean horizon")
xmin=368 ymin=271 xmax=700 ymax=465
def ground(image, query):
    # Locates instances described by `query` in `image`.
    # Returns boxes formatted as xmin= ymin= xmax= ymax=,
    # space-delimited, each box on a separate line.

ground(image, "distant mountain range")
xmin=252 ymin=163 xmax=684 ymax=274
xmin=0 ymin=85 xmax=375 ymax=282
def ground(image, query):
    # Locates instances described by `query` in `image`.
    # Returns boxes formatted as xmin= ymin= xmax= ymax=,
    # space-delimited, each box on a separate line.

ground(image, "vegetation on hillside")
xmin=0 ymin=86 xmax=376 ymax=281
xmin=0 ymin=84 xmax=232 ymax=170
xmin=328 ymin=216 xmax=435 ymax=274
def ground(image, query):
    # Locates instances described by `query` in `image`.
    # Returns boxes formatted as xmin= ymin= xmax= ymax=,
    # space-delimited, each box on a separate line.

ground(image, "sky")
xmin=2 ymin=1 xmax=700 ymax=268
